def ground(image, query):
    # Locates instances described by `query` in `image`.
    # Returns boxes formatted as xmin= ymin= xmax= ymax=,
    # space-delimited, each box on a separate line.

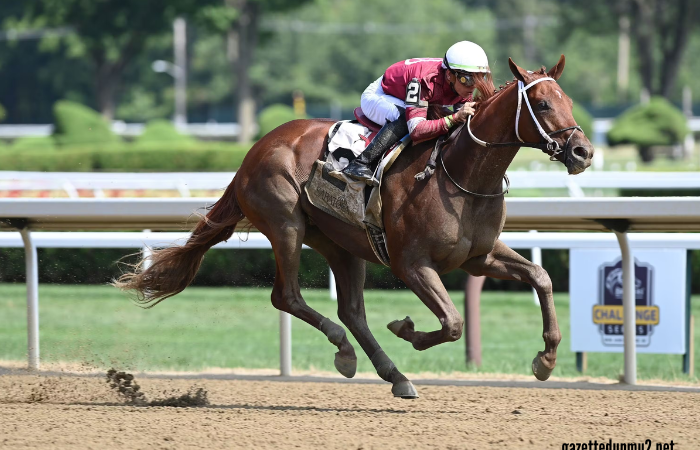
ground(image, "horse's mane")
xmin=477 ymin=66 xmax=548 ymax=108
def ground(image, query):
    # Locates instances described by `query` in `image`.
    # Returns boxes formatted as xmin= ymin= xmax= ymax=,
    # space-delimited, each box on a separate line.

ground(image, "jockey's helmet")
xmin=443 ymin=41 xmax=490 ymax=86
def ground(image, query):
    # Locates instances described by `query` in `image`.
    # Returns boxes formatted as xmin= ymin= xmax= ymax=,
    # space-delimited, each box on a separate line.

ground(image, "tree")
xmin=216 ymin=0 xmax=313 ymax=143
xmin=558 ymin=0 xmax=697 ymax=100
xmin=20 ymin=0 xmax=218 ymax=119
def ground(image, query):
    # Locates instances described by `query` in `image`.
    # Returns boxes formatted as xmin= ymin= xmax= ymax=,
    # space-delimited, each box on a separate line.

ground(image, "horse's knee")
xmin=531 ymin=265 xmax=553 ymax=292
xmin=442 ymin=316 xmax=464 ymax=342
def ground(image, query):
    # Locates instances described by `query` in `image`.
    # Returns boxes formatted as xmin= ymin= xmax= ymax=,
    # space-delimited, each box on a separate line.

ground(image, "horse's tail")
xmin=113 ymin=179 xmax=244 ymax=307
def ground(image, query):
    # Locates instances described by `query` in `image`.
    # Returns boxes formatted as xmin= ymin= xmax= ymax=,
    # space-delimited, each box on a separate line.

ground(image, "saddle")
xmin=304 ymin=109 xmax=411 ymax=266
xmin=354 ymin=107 xmax=381 ymax=133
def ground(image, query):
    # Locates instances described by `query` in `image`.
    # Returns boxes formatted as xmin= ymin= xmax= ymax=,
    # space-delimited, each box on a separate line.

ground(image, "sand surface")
xmin=1 ymin=371 xmax=699 ymax=450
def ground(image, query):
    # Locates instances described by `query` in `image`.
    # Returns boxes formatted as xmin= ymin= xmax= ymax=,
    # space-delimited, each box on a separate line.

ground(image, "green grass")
xmin=0 ymin=284 xmax=697 ymax=382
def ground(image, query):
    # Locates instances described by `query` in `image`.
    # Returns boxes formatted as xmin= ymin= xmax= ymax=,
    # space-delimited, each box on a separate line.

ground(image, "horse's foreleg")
xmin=304 ymin=227 xmax=417 ymax=398
xmin=390 ymin=263 xmax=464 ymax=351
xmin=462 ymin=239 xmax=561 ymax=381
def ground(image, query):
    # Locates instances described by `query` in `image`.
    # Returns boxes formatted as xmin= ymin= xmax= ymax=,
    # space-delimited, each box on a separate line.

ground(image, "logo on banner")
xmin=592 ymin=258 xmax=659 ymax=347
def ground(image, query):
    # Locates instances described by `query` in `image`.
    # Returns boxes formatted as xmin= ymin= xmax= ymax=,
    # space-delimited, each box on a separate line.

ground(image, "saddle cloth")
xmin=325 ymin=107 xmax=385 ymax=171
xmin=306 ymin=117 xmax=411 ymax=266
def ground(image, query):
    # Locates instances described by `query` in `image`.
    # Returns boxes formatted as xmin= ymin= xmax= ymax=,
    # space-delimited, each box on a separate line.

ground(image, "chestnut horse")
xmin=115 ymin=56 xmax=593 ymax=398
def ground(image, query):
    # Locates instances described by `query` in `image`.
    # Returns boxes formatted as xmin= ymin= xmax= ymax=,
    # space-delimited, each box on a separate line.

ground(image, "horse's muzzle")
xmin=566 ymin=145 xmax=593 ymax=174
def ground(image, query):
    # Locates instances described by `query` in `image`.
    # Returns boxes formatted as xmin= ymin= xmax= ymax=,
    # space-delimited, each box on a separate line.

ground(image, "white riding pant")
xmin=360 ymin=76 xmax=406 ymax=125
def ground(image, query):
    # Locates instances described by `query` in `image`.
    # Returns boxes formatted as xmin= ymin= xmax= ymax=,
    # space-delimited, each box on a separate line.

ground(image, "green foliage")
xmin=607 ymin=97 xmax=690 ymax=148
xmin=572 ymin=103 xmax=593 ymax=138
xmin=0 ymin=103 xmax=6 ymax=122
xmin=53 ymin=100 xmax=120 ymax=146
xmin=257 ymin=104 xmax=300 ymax=138
xmin=0 ymin=142 xmax=250 ymax=171
xmin=11 ymin=136 xmax=56 ymax=151
xmin=135 ymin=119 xmax=194 ymax=145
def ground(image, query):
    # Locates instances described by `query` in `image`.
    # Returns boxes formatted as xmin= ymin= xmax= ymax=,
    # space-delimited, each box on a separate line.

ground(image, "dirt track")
xmin=1 ymin=372 xmax=699 ymax=449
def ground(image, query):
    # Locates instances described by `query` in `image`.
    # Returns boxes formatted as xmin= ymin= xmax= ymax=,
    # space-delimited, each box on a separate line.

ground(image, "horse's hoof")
xmin=387 ymin=316 xmax=414 ymax=337
xmin=392 ymin=380 xmax=418 ymax=399
xmin=532 ymin=354 xmax=554 ymax=381
xmin=334 ymin=353 xmax=357 ymax=378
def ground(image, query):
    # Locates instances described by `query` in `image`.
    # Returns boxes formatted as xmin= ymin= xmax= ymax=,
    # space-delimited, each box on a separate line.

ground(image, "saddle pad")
xmin=304 ymin=160 xmax=367 ymax=229
xmin=327 ymin=121 xmax=372 ymax=171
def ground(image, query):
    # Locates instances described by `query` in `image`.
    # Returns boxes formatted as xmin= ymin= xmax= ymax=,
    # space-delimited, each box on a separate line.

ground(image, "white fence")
xmin=3 ymin=197 xmax=700 ymax=384
xmin=4 ymin=171 xmax=700 ymax=199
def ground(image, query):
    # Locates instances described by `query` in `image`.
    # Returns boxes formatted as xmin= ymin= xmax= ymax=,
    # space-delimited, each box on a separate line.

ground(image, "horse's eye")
xmin=538 ymin=101 xmax=550 ymax=111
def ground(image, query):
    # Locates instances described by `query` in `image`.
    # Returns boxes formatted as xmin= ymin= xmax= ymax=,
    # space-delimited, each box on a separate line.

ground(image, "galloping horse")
xmin=115 ymin=56 xmax=594 ymax=398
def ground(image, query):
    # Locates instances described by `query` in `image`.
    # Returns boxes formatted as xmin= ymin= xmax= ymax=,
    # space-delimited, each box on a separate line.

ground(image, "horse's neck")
xmin=446 ymin=87 xmax=521 ymax=194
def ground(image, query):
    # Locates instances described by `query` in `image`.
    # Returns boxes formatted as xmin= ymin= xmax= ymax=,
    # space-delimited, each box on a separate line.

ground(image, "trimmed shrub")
xmin=257 ymin=104 xmax=300 ymax=138
xmin=607 ymin=97 xmax=689 ymax=161
xmin=135 ymin=119 xmax=195 ymax=145
xmin=53 ymin=100 xmax=120 ymax=146
xmin=572 ymin=103 xmax=593 ymax=138
xmin=0 ymin=142 xmax=251 ymax=172
xmin=11 ymin=136 xmax=57 ymax=151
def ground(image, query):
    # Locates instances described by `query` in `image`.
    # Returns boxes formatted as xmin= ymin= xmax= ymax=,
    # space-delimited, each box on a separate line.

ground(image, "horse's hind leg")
xmin=461 ymin=239 xmax=561 ymax=381
xmin=250 ymin=206 xmax=357 ymax=377
xmin=304 ymin=227 xmax=418 ymax=398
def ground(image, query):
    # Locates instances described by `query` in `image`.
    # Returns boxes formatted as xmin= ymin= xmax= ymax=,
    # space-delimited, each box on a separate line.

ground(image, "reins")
xmin=436 ymin=76 xmax=582 ymax=198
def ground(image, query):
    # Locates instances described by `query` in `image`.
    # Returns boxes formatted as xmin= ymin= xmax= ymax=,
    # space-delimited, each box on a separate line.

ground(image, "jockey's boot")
xmin=342 ymin=114 xmax=409 ymax=185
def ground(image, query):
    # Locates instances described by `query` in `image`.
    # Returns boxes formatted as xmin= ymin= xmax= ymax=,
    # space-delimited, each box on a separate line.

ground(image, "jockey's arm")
xmin=403 ymin=77 xmax=474 ymax=144
xmin=406 ymin=106 xmax=451 ymax=144
xmin=406 ymin=103 xmax=475 ymax=144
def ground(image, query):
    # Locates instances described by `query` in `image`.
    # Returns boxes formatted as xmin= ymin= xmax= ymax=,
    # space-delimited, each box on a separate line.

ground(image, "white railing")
xmin=3 ymin=197 xmax=700 ymax=384
xmin=4 ymin=170 xmax=700 ymax=199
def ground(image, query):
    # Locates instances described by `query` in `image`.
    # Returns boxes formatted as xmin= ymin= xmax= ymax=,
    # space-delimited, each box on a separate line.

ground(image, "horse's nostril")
xmin=573 ymin=146 xmax=588 ymax=160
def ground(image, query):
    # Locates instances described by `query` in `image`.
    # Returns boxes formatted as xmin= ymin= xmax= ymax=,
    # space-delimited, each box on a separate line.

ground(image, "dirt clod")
xmin=105 ymin=369 xmax=208 ymax=407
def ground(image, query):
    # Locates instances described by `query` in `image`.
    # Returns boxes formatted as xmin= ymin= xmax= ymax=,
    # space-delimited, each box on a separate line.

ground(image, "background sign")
xmin=570 ymin=248 xmax=687 ymax=354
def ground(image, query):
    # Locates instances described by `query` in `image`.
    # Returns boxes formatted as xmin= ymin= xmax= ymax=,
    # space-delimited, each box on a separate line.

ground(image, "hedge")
xmin=572 ymin=103 xmax=593 ymax=138
xmin=257 ymin=104 xmax=303 ymax=139
xmin=136 ymin=119 xmax=195 ymax=145
xmin=0 ymin=142 xmax=251 ymax=171
xmin=53 ymin=100 xmax=119 ymax=146
xmin=1 ymin=246 xmax=698 ymax=293
xmin=607 ymin=97 xmax=689 ymax=148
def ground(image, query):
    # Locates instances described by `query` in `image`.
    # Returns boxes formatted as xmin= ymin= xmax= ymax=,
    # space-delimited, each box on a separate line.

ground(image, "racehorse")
xmin=115 ymin=56 xmax=593 ymax=398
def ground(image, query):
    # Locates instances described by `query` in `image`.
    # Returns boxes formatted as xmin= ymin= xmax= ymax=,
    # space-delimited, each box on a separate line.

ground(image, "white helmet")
xmin=443 ymin=41 xmax=490 ymax=74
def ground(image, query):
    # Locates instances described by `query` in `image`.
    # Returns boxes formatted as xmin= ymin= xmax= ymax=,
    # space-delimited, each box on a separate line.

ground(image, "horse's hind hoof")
xmin=532 ymin=353 xmax=554 ymax=381
xmin=334 ymin=353 xmax=357 ymax=378
xmin=392 ymin=380 xmax=418 ymax=399
xmin=387 ymin=316 xmax=414 ymax=338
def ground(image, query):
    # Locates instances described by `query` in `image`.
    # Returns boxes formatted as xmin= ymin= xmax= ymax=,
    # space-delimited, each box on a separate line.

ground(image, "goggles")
xmin=454 ymin=71 xmax=486 ymax=87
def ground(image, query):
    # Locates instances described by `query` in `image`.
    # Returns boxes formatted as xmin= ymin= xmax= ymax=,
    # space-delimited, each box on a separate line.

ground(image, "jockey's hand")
xmin=453 ymin=102 xmax=476 ymax=123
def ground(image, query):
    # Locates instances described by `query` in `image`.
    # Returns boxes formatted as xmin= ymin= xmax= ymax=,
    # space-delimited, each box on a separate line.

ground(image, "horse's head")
xmin=508 ymin=55 xmax=594 ymax=175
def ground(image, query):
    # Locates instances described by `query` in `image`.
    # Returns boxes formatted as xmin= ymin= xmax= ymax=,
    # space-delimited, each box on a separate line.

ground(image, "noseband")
xmin=467 ymin=77 xmax=583 ymax=164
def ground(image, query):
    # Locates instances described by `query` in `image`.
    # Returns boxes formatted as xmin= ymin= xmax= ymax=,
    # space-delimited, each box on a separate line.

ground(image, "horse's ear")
xmin=547 ymin=54 xmax=566 ymax=80
xmin=508 ymin=58 xmax=528 ymax=83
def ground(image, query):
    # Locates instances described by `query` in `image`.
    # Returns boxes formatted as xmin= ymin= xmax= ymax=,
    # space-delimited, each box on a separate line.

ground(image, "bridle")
xmin=467 ymin=77 xmax=582 ymax=162
xmin=438 ymin=76 xmax=582 ymax=198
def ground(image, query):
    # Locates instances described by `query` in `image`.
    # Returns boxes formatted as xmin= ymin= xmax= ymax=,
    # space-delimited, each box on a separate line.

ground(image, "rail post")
xmin=464 ymin=274 xmax=485 ymax=367
xmin=280 ymin=312 xmax=292 ymax=376
xmin=18 ymin=225 xmax=40 ymax=371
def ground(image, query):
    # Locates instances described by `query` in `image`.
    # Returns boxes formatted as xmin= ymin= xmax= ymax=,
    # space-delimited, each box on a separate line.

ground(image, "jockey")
xmin=342 ymin=41 xmax=491 ymax=184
